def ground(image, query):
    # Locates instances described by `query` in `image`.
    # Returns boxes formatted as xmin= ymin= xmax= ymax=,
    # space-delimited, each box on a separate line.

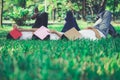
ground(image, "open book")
xmin=64 ymin=27 xmax=81 ymax=40
xmin=10 ymin=28 xmax=22 ymax=39
xmin=33 ymin=26 xmax=50 ymax=40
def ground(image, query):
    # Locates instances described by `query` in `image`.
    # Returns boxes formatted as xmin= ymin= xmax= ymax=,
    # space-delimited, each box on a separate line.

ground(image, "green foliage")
xmin=38 ymin=4 xmax=44 ymax=12
xmin=8 ymin=7 xmax=29 ymax=19
xmin=3 ymin=0 xmax=120 ymax=22
xmin=7 ymin=7 xmax=29 ymax=25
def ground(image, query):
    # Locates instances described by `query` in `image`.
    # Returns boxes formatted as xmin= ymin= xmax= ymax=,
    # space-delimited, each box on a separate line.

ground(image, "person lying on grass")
xmin=94 ymin=0 xmax=120 ymax=38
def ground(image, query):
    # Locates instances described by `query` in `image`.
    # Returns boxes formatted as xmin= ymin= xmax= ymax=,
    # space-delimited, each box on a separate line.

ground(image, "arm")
xmin=98 ymin=0 xmax=107 ymax=14
xmin=31 ymin=13 xmax=38 ymax=19
xmin=31 ymin=7 xmax=39 ymax=19
xmin=18 ymin=28 xmax=38 ymax=32
xmin=49 ymin=30 xmax=63 ymax=38
xmin=100 ymin=0 xmax=107 ymax=7
xmin=96 ymin=0 xmax=107 ymax=20
xmin=93 ymin=18 xmax=102 ymax=26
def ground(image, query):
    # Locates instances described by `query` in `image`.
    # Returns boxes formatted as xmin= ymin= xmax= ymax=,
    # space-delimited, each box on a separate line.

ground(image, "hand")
xmin=31 ymin=13 xmax=38 ymax=19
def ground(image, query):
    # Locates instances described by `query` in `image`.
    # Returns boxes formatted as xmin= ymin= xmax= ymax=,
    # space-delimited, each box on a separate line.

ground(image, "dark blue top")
xmin=32 ymin=12 xmax=48 ymax=28
xmin=61 ymin=11 xmax=80 ymax=32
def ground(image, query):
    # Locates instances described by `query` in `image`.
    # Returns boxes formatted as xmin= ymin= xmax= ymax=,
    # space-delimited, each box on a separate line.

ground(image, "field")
xmin=0 ymin=24 xmax=120 ymax=80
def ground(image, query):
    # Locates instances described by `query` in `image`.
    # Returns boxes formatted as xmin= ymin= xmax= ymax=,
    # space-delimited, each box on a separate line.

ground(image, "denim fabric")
xmin=94 ymin=11 xmax=116 ymax=37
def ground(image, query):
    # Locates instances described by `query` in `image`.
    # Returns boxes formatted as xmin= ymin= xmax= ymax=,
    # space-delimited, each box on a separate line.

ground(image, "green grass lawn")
xmin=0 ymin=24 xmax=120 ymax=80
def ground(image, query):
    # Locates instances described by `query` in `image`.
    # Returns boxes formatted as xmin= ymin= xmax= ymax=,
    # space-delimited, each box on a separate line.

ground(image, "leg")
xmin=108 ymin=24 xmax=117 ymax=37
xmin=32 ymin=14 xmax=42 ymax=28
xmin=94 ymin=11 xmax=113 ymax=36
xmin=41 ymin=12 xmax=48 ymax=28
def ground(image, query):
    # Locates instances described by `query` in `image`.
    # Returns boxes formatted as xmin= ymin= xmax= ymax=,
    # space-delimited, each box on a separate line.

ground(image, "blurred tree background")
xmin=0 ymin=0 xmax=120 ymax=26
xmin=0 ymin=0 xmax=3 ymax=27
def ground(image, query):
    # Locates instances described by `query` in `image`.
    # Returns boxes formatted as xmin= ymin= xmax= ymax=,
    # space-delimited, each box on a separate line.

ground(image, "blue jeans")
xmin=94 ymin=11 xmax=117 ymax=37
xmin=108 ymin=24 xmax=117 ymax=37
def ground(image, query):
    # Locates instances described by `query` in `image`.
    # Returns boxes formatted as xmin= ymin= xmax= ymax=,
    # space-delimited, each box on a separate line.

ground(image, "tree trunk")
xmin=113 ymin=0 xmax=116 ymax=21
xmin=82 ymin=0 xmax=86 ymax=21
xmin=0 ymin=0 xmax=3 ymax=27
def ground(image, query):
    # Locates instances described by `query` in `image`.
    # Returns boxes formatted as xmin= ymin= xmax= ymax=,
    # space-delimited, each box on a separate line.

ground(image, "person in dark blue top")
xmin=31 ymin=7 xmax=49 ymax=39
xmin=61 ymin=10 xmax=80 ymax=32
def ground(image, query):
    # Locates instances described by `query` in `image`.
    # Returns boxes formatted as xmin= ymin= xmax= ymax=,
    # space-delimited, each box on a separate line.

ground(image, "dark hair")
xmin=34 ymin=7 xmax=39 ymax=13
